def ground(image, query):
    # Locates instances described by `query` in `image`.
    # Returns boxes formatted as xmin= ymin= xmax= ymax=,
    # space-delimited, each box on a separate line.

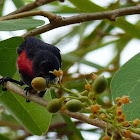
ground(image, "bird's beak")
xmin=45 ymin=77 xmax=50 ymax=86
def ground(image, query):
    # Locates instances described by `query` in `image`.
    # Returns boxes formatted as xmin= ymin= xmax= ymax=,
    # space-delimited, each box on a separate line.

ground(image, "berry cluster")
xmin=98 ymin=95 xmax=140 ymax=140
xmin=45 ymin=73 xmax=108 ymax=114
xmin=31 ymin=70 xmax=140 ymax=139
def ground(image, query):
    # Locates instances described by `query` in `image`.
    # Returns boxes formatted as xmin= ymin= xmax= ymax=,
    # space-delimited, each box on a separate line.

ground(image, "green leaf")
xmin=62 ymin=54 xmax=104 ymax=69
xmin=0 ymin=19 xmax=45 ymax=31
xmin=0 ymin=89 xmax=52 ymax=135
xmin=68 ymin=0 xmax=105 ymax=12
xmin=53 ymin=25 xmax=81 ymax=46
xmin=0 ymin=0 xmax=6 ymax=17
xmin=51 ymin=5 xmax=80 ymax=14
xmin=111 ymin=53 xmax=140 ymax=120
xmin=62 ymin=115 xmax=84 ymax=140
xmin=51 ymin=113 xmax=65 ymax=126
xmin=67 ymin=134 xmax=82 ymax=140
xmin=12 ymin=0 xmax=24 ymax=8
xmin=0 ymin=37 xmax=24 ymax=77
xmin=112 ymin=18 xmax=140 ymax=39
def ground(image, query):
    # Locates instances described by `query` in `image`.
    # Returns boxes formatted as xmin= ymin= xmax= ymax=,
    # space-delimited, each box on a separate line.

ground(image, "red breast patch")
xmin=17 ymin=51 xmax=34 ymax=77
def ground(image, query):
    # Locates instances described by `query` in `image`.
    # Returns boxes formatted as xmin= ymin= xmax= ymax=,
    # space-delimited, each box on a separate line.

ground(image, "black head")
xmin=33 ymin=50 xmax=60 ymax=85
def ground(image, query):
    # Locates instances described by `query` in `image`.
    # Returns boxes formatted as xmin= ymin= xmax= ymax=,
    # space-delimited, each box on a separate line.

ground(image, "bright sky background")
xmin=1 ymin=0 xmax=140 ymax=140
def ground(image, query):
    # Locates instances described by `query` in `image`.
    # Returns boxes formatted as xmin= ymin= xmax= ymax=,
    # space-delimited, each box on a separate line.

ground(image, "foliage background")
xmin=0 ymin=0 xmax=140 ymax=140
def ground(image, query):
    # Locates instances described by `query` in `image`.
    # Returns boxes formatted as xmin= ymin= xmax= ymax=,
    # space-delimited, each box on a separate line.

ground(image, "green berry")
xmin=88 ymin=92 xmax=96 ymax=100
xmin=93 ymin=76 xmax=108 ymax=94
xmin=66 ymin=99 xmax=82 ymax=112
xmin=31 ymin=77 xmax=47 ymax=91
xmin=47 ymin=99 xmax=62 ymax=113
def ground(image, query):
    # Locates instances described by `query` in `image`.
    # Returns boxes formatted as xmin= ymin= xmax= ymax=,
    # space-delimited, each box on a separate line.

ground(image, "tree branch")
xmin=0 ymin=120 xmax=24 ymax=130
xmin=7 ymin=0 xmax=62 ymax=16
xmin=21 ymin=4 xmax=140 ymax=39
xmin=0 ymin=11 xmax=57 ymax=22
xmin=0 ymin=76 xmax=48 ymax=107
xmin=0 ymin=75 xmax=140 ymax=139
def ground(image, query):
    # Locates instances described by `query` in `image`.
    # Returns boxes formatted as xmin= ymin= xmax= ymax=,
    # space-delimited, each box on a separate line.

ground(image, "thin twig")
xmin=0 ymin=75 xmax=140 ymax=139
xmin=48 ymin=121 xmax=81 ymax=131
xmin=63 ymin=67 xmax=119 ymax=82
xmin=7 ymin=0 xmax=62 ymax=16
xmin=0 ymin=11 xmax=57 ymax=22
xmin=21 ymin=5 xmax=140 ymax=39
xmin=0 ymin=120 xmax=24 ymax=130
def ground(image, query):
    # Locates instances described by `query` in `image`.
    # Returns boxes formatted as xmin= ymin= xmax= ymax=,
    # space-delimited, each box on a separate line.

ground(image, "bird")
xmin=0 ymin=36 xmax=62 ymax=101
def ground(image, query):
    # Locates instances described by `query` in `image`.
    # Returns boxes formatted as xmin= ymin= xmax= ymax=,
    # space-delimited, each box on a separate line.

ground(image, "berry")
xmin=115 ymin=97 xmax=123 ymax=106
xmin=89 ymin=114 xmax=93 ymax=119
xmin=52 ymin=69 xmax=59 ymax=76
xmin=60 ymin=106 xmax=66 ymax=112
xmin=132 ymin=119 xmax=140 ymax=127
xmin=102 ymin=136 xmax=111 ymax=140
xmin=117 ymin=113 xmax=126 ymax=123
xmin=47 ymin=99 xmax=62 ymax=113
xmin=89 ymin=114 xmax=96 ymax=119
xmin=116 ymin=107 xmax=123 ymax=116
xmin=52 ymin=69 xmax=63 ymax=77
xmin=99 ymin=113 xmax=106 ymax=120
xmin=122 ymin=96 xmax=130 ymax=104
xmin=123 ymin=130 xmax=131 ymax=138
xmin=90 ymin=104 xmax=100 ymax=114
xmin=85 ymin=83 xmax=91 ymax=91
xmin=93 ymin=76 xmax=108 ymax=94
xmin=116 ymin=100 xmax=123 ymax=106
xmin=66 ymin=99 xmax=82 ymax=112
xmin=115 ymin=97 xmax=122 ymax=103
xmin=122 ymin=121 xmax=130 ymax=127
xmin=57 ymin=70 xmax=63 ymax=77
xmin=92 ymin=74 xmax=98 ymax=80
xmin=88 ymin=92 xmax=96 ymax=100
xmin=31 ymin=77 xmax=47 ymax=91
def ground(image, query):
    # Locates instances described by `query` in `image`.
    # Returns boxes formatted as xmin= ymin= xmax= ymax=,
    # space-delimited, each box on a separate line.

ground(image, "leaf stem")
xmin=117 ymin=128 xmax=124 ymax=139
xmin=105 ymin=122 xmax=108 ymax=136
xmin=52 ymin=84 xmax=81 ymax=97
xmin=80 ymin=90 xmax=88 ymax=96
xmin=111 ymin=128 xmax=114 ymax=140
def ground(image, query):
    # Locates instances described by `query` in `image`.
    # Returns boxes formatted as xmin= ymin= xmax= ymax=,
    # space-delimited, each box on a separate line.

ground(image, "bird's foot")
xmin=0 ymin=77 xmax=10 ymax=84
xmin=0 ymin=77 xmax=12 ymax=91
xmin=37 ymin=90 xmax=46 ymax=98
xmin=24 ymin=86 xmax=32 ymax=103
xmin=0 ymin=77 xmax=24 ymax=91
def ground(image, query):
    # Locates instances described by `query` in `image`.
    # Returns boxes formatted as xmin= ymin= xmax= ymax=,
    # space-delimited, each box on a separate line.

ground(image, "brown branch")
xmin=0 ymin=76 xmax=48 ymax=107
xmin=0 ymin=120 xmax=23 ymax=130
xmin=0 ymin=75 xmax=140 ymax=139
xmin=49 ymin=121 xmax=82 ymax=131
xmin=7 ymin=0 xmax=62 ymax=16
xmin=0 ymin=120 xmax=32 ymax=140
xmin=0 ymin=11 xmax=57 ymax=22
xmin=22 ymin=5 xmax=140 ymax=39
xmin=62 ymin=111 xmax=140 ymax=140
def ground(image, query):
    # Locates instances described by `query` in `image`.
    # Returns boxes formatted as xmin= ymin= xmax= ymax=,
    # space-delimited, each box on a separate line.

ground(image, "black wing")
xmin=17 ymin=37 xmax=62 ymax=67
